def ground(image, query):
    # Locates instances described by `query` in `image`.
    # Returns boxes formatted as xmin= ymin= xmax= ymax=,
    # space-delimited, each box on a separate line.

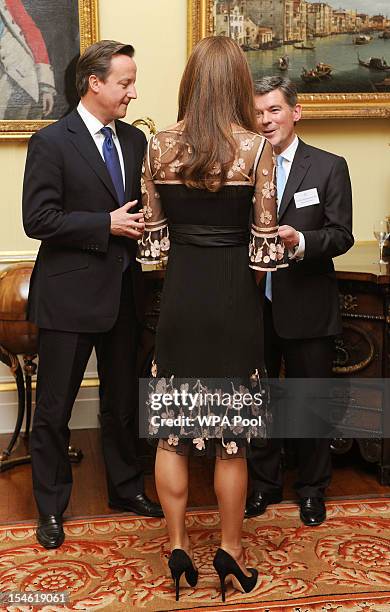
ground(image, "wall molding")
xmin=0 ymin=386 xmax=100 ymax=433
xmin=0 ymin=251 xmax=37 ymax=264
xmin=0 ymin=375 xmax=99 ymax=393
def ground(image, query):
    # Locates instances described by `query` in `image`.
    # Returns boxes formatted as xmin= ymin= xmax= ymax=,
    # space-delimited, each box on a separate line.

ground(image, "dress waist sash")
xmin=169 ymin=224 xmax=249 ymax=247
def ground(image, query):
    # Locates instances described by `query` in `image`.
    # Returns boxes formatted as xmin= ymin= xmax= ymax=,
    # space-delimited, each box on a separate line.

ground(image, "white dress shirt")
xmin=77 ymin=101 xmax=126 ymax=192
xmin=279 ymin=135 xmax=305 ymax=260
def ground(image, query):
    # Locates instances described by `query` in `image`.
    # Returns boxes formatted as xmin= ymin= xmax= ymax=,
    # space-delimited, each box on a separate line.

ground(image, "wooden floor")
xmin=0 ymin=429 xmax=389 ymax=523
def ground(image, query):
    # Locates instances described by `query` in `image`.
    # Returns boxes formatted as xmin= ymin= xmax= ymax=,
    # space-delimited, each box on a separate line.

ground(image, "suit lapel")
xmin=116 ymin=120 xmax=134 ymax=202
xmin=66 ymin=110 xmax=118 ymax=203
xmin=278 ymin=139 xmax=311 ymax=221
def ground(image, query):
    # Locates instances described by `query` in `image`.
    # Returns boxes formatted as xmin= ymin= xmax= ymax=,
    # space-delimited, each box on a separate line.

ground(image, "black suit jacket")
xmin=271 ymin=139 xmax=354 ymax=339
xmin=23 ymin=110 xmax=146 ymax=333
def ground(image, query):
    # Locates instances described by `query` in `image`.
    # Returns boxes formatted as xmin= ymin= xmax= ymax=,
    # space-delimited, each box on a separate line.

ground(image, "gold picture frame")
xmin=0 ymin=0 xmax=99 ymax=140
xmin=188 ymin=0 xmax=390 ymax=119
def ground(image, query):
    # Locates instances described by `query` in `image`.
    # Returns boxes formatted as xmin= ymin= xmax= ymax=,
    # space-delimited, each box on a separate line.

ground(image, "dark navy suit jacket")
xmin=23 ymin=109 xmax=146 ymax=332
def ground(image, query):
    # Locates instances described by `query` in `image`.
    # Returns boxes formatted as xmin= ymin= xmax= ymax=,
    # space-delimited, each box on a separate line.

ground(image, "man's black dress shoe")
xmin=299 ymin=497 xmax=326 ymax=526
xmin=245 ymin=490 xmax=282 ymax=518
xmin=36 ymin=515 xmax=65 ymax=549
xmin=109 ymin=493 xmax=164 ymax=518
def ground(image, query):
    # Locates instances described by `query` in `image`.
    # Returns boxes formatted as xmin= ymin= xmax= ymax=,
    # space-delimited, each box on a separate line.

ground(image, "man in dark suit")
xmin=23 ymin=40 xmax=163 ymax=550
xmin=246 ymin=77 xmax=353 ymax=525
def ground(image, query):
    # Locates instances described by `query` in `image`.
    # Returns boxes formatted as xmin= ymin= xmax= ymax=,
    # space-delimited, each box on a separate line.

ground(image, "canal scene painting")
xmin=213 ymin=1 xmax=390 ymax=94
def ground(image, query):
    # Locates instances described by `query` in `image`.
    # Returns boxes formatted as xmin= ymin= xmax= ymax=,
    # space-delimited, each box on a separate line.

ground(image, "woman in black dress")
xmin=137 ymin=36 xmax=287 ymax=601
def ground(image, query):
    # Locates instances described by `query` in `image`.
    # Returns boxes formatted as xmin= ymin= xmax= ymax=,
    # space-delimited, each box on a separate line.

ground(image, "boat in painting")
xmin=294 ymin=41 xmax=315 ymax=50
xmin=353 ymin=34 xmax=373 ymax=45
xmin=278 ymin=55 xmax=289 ymax=71
xmin=301 ymin=68 xmax=320 ymax=82
xmin=301 ymin=62 xmax=333 ymax=82
xmin=358 ymin=55 xmax=390 ymax=70
xmin=316 ymin=62 xmax=332 ymax=78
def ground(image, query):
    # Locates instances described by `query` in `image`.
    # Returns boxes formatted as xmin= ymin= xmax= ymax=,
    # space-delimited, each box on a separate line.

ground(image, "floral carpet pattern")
xmin=0 ymin=499 xmax=389 ymax=611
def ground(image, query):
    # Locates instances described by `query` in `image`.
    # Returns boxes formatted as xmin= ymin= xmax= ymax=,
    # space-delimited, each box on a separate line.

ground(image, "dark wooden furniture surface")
xmin=0 ymin=263 xmax=82 ymax=471
xmin=334 ymin=242 xmax=389 ymax=483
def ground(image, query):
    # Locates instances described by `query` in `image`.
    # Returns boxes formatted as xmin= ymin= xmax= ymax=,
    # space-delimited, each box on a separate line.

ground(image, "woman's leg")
xmin=155 ymin=446 xmax=191 ymax=552
xmin=214 ymin=456 xmax=251 ymax=575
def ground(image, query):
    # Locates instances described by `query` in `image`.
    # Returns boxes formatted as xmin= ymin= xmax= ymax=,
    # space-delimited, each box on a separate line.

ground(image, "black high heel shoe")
xmin=168 ymin=549 xmax=199 ymax=601
xmin=213 ymin=547 xmax=258 ymax=602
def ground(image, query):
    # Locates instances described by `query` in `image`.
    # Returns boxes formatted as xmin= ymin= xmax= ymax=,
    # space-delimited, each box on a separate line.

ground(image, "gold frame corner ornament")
xmin=0 ymin=0 xmax=99 ymax=140
xmin=187 ymin=0 xmax=390 ymax=120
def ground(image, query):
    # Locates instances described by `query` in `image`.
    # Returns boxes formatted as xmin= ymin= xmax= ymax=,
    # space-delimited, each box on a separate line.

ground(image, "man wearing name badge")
xmin=23 ymin=40 xmax=163 ymax=550
xmin=246 ymin=77 xmax=354 ymax=525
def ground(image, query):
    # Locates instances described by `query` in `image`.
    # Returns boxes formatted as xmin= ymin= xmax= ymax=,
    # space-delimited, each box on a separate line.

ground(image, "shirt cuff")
xmin=288 ymin=231 xmax=305 ymax=260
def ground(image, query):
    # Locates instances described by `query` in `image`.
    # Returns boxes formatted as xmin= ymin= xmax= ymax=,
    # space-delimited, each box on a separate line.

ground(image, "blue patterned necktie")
xmin=101 ymin=126 xmax=129 ymax=270
xmin=101 ymin=126 xmax=125 ymax=205
xmin=265 ymin=155 xmax=286 ymax=301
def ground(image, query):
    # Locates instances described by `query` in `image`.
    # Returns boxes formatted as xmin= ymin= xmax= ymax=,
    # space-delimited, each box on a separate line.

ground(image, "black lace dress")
xmin=137 ymin=125 xmax=287 ymax=457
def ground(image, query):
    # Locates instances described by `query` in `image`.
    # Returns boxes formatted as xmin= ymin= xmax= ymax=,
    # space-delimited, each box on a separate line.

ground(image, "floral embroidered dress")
xmin=137 ymin=124 xmax=287 ymax=457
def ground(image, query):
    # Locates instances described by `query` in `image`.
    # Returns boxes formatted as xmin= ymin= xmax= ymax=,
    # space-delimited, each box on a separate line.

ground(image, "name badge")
xmin=294 ymin=188 xmax=320 ymax=208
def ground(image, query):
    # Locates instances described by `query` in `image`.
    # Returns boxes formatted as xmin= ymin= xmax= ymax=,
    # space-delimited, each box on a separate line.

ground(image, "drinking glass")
xmin=373 ymin=219 xmax=390 ymax=265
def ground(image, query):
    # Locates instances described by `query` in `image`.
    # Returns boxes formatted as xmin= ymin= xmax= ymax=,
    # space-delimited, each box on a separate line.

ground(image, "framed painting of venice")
xmin=188 ymin=0 xmax=390 ymax=118
xmin=0 ymin=0 xmax=98 ymax=139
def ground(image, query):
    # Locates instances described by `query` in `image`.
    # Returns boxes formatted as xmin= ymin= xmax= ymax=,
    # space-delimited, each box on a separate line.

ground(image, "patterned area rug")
xmin=0 ymin=499 xmax=390 ymax=611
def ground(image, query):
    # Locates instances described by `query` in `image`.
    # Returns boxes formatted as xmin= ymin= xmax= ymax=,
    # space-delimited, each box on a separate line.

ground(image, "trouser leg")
xmin=248 ymin=298 xmax=284 ymax=493
xmin=95 ymin=271 xmax=144 ymax=503
xmin=283 ymin=336 xmax=334 ymax=498
xmin=31 ymin=329 xmax=93 ymax=516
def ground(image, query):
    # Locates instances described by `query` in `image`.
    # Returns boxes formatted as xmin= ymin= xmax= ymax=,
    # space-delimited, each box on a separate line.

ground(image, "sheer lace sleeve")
xmin=249 ymin=138 xmax=288 ymax=271
xmin=136 ymin=137 xmax=170 ymax=266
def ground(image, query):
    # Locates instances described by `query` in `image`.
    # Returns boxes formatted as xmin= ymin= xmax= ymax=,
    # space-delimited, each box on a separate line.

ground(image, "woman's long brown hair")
xmin=177 ymin=36 xmax=257 ymax=191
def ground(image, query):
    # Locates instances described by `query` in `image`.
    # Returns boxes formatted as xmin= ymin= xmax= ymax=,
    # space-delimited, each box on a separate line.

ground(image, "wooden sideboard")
xmin=334 ymin=242 xmax=389 ymax=484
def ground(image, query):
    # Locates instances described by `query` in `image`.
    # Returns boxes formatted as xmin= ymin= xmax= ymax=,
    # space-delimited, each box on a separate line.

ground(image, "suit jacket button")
xmin=117 ymin=255 xmax=124 ymax=262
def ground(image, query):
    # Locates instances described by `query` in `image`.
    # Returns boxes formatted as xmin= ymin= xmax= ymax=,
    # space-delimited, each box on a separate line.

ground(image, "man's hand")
xmin=278 ymin=225 xmax=299 ymax=249
xmin=42 ymin=91 xmax=55 ymax=117
xmin=110 ymin=201 xmax=145 ymax=240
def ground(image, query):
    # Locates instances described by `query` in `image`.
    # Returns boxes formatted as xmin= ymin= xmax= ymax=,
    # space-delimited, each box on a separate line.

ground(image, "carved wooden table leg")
xmin=0 ymin=344 xmax=27 ymax=471
xmin=22 ymin=354 xmax=37 ymax=442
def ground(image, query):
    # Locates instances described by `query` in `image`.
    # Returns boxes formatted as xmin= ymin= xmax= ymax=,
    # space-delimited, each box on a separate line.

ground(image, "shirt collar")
xmin=279 ymin=135 xmax=299 ymax=163
xmin=77 ymin=101 xmax=117 ymax=138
